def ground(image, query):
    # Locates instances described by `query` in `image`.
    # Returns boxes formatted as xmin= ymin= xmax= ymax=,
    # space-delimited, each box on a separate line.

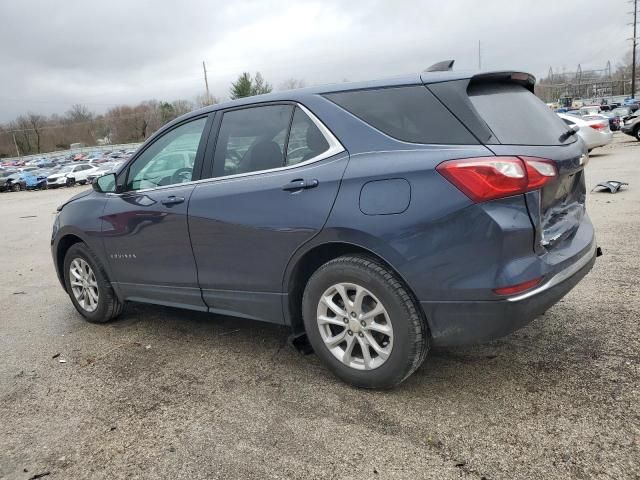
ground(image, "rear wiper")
xmin=559 ymin=126 xmax=578 ymax=142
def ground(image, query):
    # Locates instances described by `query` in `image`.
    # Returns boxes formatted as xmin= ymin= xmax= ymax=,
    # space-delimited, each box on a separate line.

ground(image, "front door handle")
xmin=282 ymin=179 xmax=319 ymax=192
xmin=161 ymin=196 xmax=185 ymax=206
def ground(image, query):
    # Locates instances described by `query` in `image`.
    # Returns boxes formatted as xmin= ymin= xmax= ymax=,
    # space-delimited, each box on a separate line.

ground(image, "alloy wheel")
xmin=69 ymin=258 xmax=99 ymax=312
xmin=316 ymin=282 xmax=393 ymax=370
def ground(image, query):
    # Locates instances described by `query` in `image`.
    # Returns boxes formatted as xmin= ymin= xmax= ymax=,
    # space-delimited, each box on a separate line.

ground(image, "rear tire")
xmin=11 ymin=183 xmax=20 ymax=192
xmin=63 ymin=243 xmax=124 ymax=323
xmin=635 ymin=127 xmax=640 ymax=141
xmin=302 ymin=254 xmax=429 ymax=389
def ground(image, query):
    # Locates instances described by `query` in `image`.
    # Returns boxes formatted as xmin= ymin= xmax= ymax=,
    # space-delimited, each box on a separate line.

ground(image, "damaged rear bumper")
xmin=422 ymin=241 xmax=597 ymax=347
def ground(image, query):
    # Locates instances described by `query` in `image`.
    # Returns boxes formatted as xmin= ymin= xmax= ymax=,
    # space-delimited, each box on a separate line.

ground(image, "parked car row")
xmin=0 ymin=158 xmax=125 ymax=193
xmin=0 ymin=170 xmax=48 ymax=192
xmin=556 ymin=101 xmax=639 ymax=132
xmin=3 ymin=147 xmax=137 ymax=169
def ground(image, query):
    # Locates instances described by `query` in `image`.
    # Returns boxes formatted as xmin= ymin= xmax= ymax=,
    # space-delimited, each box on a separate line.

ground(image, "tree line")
xmin=0 ymin=72 xmax=305 ymax=158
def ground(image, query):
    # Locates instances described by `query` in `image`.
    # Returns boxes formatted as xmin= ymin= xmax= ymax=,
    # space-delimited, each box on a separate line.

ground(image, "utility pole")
xmin=202 ymin=60 xmax=210 ymax=102
xmin=12 ymin=132 xmax=21 ymax=159
xmin=632 ymin=0 xmax=637 ymax=98
xmin=478 ymin=40 xmax=481 ymax=70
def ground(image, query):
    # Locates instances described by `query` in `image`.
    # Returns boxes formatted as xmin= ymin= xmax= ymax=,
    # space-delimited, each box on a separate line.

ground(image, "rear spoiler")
xmin=424 ymin=60 xmax=455 ymax=72
xmin=468 ymin=71 xmax=536 ymax=93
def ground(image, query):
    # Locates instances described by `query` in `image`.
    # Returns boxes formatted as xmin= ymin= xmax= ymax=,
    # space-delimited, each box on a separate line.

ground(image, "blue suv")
xmin=52 ymin=67 xmax=596 ymax=388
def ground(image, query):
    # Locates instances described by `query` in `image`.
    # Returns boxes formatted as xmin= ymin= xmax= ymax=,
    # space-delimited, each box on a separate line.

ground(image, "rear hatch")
xmin=426 ymin=72 xmax=587 ymax=252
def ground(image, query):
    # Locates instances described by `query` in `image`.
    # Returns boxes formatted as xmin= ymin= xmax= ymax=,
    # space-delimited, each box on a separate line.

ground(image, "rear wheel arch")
xmin=284 ymin=241 xmax=425 ymax=336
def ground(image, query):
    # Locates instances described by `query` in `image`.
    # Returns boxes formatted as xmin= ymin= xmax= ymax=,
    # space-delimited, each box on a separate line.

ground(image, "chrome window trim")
xmin=109 ymin=103 xmax=345 ymax=195
xmin=295 ymin=103 xmax=345 ymax=163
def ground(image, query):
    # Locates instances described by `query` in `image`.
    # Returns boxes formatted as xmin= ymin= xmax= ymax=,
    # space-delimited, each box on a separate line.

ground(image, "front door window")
xmin=126 ymin=117 xmax=207 ymax=191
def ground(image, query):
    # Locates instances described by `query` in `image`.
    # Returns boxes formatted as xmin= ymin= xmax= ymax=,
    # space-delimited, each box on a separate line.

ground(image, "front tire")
xmin=635 ymin=127 xmax=640 ymax=141
xmin=63 ymin=243 xmax=124 ymax=323
xmin=302 ymin=254 xmax=429 ymax=389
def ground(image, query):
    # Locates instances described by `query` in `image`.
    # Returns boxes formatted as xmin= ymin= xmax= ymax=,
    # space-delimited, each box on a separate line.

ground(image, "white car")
xmin=46 ymin=163 xmax=99 ymax=188
xmin=557 ymin=113 xmax=613 ymax=151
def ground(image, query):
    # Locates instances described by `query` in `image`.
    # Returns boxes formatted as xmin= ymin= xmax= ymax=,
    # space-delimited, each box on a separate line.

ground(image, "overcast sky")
xmin=0 ymin=0 xmax=632 ymax=121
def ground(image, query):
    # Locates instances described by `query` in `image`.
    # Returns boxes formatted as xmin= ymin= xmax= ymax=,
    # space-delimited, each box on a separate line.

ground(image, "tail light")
xmin=589 ymin=122 xmax=607 ymax=130
xmin=436 ymin=156 xmax=557 ymax=203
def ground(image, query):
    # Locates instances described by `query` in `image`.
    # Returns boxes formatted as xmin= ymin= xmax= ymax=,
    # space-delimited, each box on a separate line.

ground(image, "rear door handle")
xmin=282 ymin=179 xmax=319 ymax=192
xmin=161 ymin=196 xmax=185 ymax=206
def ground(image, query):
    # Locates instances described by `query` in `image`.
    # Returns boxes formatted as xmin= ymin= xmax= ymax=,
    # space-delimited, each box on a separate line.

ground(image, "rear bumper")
xmin=583 ymin=129 xmax=613 ymax=149
xmin=422 ymin=241 xmax=596 ymax=347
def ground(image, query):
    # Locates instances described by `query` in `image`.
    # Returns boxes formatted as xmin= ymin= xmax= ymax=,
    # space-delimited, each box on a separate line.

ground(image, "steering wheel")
xmin=171 ymin=168 xmax=192 ymax=184
xmin=227 ymin=150 xmax=242 ymax=164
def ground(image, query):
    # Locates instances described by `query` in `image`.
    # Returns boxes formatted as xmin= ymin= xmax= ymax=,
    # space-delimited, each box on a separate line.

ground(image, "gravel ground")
xmin=1 ymin=135 xmax=639 ymax=480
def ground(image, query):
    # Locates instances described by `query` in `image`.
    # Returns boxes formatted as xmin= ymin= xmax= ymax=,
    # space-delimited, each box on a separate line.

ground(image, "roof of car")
xmin=148 ymin=68 xmax=533 ymax=145
xmin=190 ymin=69 xmax=535 ymax=116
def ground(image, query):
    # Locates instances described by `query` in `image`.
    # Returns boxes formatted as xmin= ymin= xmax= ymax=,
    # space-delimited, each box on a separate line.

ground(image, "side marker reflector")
xmin=493 ymin=277 xmax=543 ymax=296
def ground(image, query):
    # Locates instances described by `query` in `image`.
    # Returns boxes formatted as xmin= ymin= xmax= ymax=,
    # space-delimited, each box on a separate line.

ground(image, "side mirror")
xmin=93 ymin=173 xmax=117 ymax=193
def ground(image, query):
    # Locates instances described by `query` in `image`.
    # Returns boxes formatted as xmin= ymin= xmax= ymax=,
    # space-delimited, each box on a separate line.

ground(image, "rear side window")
xmin=468 ymin=82 xmax=575 ymax=146
xmin=286 ymin=107 xmax=330 ymax=165
xmin=324 ymin=86 xmax=477 ymax=144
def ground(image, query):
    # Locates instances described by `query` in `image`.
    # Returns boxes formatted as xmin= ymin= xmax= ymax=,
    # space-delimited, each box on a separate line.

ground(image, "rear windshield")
xmin=468 ymin=82 xmax=575 ymax=146
xmin=324 ymin=86 xmax=478 ymax=144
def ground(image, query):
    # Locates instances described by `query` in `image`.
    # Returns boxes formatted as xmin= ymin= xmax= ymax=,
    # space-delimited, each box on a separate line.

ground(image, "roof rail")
xmin=424 ymin=60 xmax=455 ymax=72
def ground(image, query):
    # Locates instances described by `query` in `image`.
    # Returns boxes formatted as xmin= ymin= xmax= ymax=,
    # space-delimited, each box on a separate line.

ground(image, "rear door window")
xmin=468 ymin=82 xmax=575 ymax=146
xmin=212 ymin=105 xmax=293 ymax=177
xmin=324 ymin=86 xmax=478 ymax=144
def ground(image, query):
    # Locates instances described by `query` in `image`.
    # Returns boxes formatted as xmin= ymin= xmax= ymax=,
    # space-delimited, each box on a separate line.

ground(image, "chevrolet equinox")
xmin=51 ymin=66 xmax=596 ymax=388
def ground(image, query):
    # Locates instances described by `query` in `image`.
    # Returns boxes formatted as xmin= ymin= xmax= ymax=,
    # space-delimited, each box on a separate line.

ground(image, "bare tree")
xmin=66 ymin=104 xmax=93 ymax=123
xmin=27 ymin=113 xmax=46 ymax=153
xmin=12 ymin=117 xmax=33 ymax=155
xmin=194 ymin=93 xmax=218 ymax=108
xmin=279 ymin=78 xmax=306 ymax=90
xmin=172 ymin=99 xmax=194 ymax=116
